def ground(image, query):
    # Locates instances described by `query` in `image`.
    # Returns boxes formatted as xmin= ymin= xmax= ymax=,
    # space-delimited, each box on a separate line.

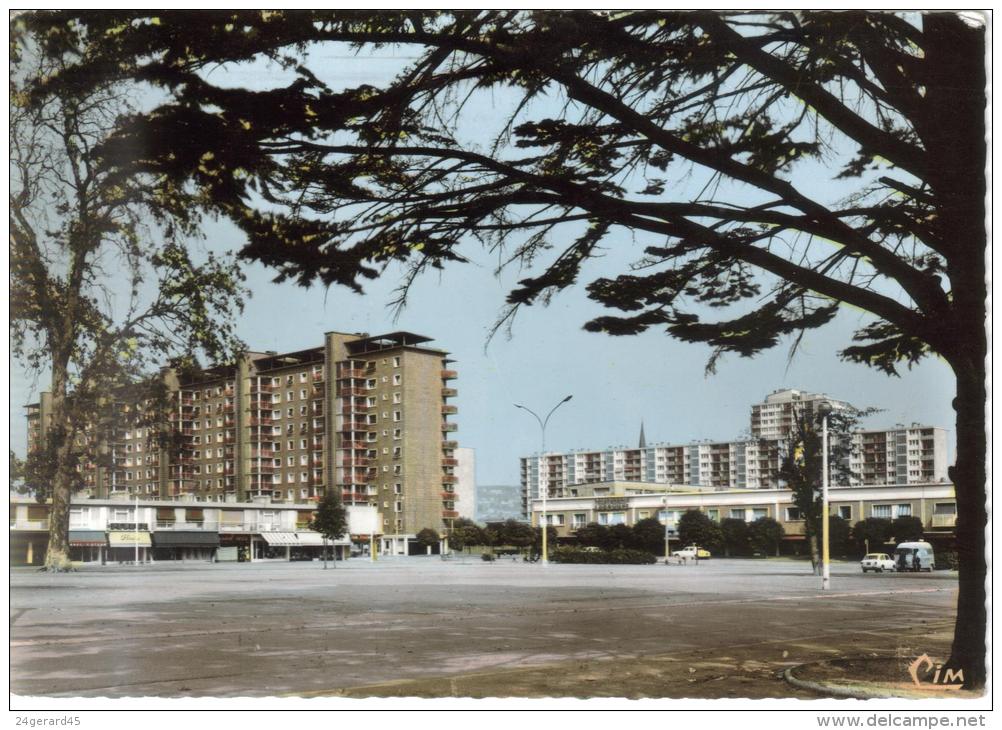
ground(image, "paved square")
xmin=10 ymin=557 xmax=958 ymax=698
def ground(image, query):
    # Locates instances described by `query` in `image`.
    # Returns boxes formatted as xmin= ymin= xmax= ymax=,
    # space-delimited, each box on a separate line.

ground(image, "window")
xmin=572 ymin=513 xmax=587 ymax=528
xmin=393 ymin=356 xmax=400 ymax=367
xmin=707 ymin=509 xmax=719 ymax=522
xmin=838 ymin=505 xmax=852 ymax=520
xmin=730 ymin=508 xmax=746 ymax=520
xmin=393 ymin=374 xmax=402 ymax=385
xmin=895 ymin=503 xmax=912 ymax=517
xmin=287 ymin=407 xmax=294 ymax=418
xmin=392 ymin=392 xmax=401 ymax=404
xmin=287 ymin=456 xmax=295 ymax=467
xmin=393 ymin=411 xmax=402 ymax=422
xmin=299 ymin=373 xmax=307 ymax=383
xmin=395 ymin=501 xmax=403 ymax=513
xmin=300 ymin=439 xmax=307 ymax=449
xmin=785 ymin=507 xmax=802 ymax=521
xmin=598 ymin=512 xmax=626 ymax=526
xmin=393 ymin=429 xmax=402 ymax=440
xmin=751 ymin=508 xmax=768 ymax=521
xmin=872 ymin=504 xmax=892 ymax=518
xmin=933 ymin=503 xmax=957 ymax=515
xmin=272 ymin=409 xmax=281 ymax=420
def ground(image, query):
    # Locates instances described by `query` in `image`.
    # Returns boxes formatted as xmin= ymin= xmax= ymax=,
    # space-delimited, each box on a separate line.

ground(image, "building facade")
xmin=9 ymin=495 xmax=378 ymax=566
xmin=529 ymin=481 xmax=958 ymax=549
xmin=519 ymin=389 xmax=949 ymax=517
xmin=24 ymin=330 xmax=460 ymax=549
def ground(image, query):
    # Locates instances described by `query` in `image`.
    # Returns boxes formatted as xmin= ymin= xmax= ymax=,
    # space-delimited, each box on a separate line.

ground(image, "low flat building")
xmin=529 ymin=481 xmax=957 ymax=548
xmin=10 ymin=496 xmax=377 ymax=567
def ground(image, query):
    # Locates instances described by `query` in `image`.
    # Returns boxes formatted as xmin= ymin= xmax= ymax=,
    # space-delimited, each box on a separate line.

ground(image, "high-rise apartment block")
xmin=520 ymin=389 xmax=948 ymax=516
xmin=25 ymin=331 xmax=460 ymax=541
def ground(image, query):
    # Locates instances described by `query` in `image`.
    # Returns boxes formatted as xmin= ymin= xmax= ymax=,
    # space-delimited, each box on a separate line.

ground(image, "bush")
xmin=550 ymin=547 xmax=656 ymax=565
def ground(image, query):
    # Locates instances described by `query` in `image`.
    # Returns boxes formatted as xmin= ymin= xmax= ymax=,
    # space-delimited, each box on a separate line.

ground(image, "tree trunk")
xmin=43 ymin=363 xmax=74 ymax=572
xmin=946 ymin=361 xmax=986 ymax=689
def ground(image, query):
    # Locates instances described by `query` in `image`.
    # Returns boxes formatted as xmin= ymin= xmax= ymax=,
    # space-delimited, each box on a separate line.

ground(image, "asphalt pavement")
xmin=9 ymin=557 xmax=959 ymax=698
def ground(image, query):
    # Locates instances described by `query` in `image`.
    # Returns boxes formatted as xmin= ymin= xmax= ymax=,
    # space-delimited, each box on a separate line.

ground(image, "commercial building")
xmin=24 ymin=330 xmax=460 ymax=554
xmin=528 ymin=480 xmax=958 ymax=550
xmin=9 ymin=495 xmax=378 ymax=567
xmin=519 ymin=389 xmax=949 ymax=516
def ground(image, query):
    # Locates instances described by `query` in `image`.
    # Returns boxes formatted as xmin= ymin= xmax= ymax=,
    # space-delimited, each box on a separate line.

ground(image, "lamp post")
xmin=819 ymin=403 xmax=832 ymax=591
xmin=662 ymin=497 xmax=671 ymax=560
xmin=515 ymin=395 xmax=573 ymax=566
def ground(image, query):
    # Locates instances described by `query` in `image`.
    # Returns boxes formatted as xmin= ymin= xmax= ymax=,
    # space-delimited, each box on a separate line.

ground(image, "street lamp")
xmin=818 ymin=402 xmax=833 ymax=591
xmin=515 ymin=395 xmax=573 ymax=566
xmin=662 ymin=496 xmax=671 ymax=560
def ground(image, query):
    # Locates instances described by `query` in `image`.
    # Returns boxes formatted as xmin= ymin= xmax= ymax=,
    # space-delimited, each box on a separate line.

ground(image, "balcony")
xmin=442 ymin=510 xmax=460 ymax=519
xmin=338 ymin=387 xmax=369 ymax=398
xmin=441 ymin=387 xmax=458 ymax=398
xmin=441 ymin=458 xmax=459 ymax=467
xmin=250 ymin=382 xmax=274 ymax=393
xmin=441 ymin=422 xmax=458 ymax=432
xmin=250 ymin=449 xmax=274 ymax=459
xmin=442 ymin=440 xmax=458 ymax=450
xmin=441 ymin=404 xmax=458 ymax=415
xmin=312 ymin=371 xmax=325 ymax=382
xmin=336 ymin=367 xmax=366 ymax=379
xmin=441 ymin=370 xmax=457 ymax=380
xmin=441 ymin=491 xmax=458 ymax=501
xmin=442 ymin=475 xmax=458 ymax=485
xmin=248 ymin=464 xmax=275 ymax=474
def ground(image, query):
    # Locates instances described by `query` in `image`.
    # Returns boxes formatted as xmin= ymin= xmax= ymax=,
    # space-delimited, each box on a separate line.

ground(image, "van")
xmin=894 ymin=541 xmax=935 ymax=572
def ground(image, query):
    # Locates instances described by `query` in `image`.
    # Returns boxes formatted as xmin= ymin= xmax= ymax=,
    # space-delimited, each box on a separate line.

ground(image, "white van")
xmin=894 ymin=541 xmax=935 ymax=572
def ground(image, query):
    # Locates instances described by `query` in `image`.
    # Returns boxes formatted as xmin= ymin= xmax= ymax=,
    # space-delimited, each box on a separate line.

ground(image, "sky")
xmin=8 ymin=23 xmax=960 ymax=486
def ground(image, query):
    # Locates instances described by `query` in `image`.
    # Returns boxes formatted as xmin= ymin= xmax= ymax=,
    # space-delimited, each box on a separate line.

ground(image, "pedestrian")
xmin=913 ymin=548 xmax=922 ymax=572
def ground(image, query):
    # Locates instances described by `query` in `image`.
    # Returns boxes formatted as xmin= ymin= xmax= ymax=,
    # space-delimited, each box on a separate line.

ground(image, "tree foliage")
xmin=747 ymin=516 xmax=785 ymax=556
xmin=852 ymin=517 xmax=894 ymax=553
xmin=310 ymin=492 xmax=348 ymax=541
xmin=677 ymin=510 xmax=722 ymax=553
xmin=892 ymin=515 xmax=926 ymax=543
xmin=10 ymin=23 xmax=247 ymax=570
xmin=720 ymin=518 xmax=750 ymax=557
xmin=631 ymin=517 xmax=667 ymax=554
xmin=14 ymin=8 xmax=987 ymax=686
xmin=415 ymin=527 xmax=441 ymax=548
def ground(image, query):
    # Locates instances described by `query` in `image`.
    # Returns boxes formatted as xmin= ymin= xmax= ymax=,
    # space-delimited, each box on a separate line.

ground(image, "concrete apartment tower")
xmin=24 ymin=330 xmax=459 ymax=554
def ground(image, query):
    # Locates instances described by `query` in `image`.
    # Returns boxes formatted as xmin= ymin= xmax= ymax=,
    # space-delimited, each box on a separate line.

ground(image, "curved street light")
xmin=515 ymin=395 xmax=573 ymax=565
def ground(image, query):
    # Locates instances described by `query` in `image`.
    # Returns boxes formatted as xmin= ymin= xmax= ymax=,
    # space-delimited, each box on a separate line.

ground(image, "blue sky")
xmin=8 ymin=30 xmax=959 ymax=485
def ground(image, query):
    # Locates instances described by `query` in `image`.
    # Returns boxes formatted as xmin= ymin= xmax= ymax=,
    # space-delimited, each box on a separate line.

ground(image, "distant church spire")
xmin=638 ymin=420 xmax=647 ymax=449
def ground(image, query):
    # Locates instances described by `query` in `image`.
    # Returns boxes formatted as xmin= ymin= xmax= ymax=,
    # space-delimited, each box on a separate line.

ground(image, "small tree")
xmin=827 ymin=515 xmax=852 ymax=558
xmin=607 ymin=523 xmax=634 ymax=550
xmin=892 ymin=515 xmax=926 ymax=543
xmin=449 ymin=518 xmax=483 ymax=553
xmin=501 ymin=521 xmax=535 ymax=555
xmin=631 ymin=518 xmax=666 ymax=555
xmin=748 ymin=517 xmax=785 ymax=557
xmin=310 ymin=492 xmax=348 ymax=569
xmin=415 ymin=528 xmax=440 ymax=553
xmin=531 ymin=525 xmax=559 ymax=558
xmin=574 ymin=522 xmax=612 ymax=550
xmin=720 ymin=518 xmax=750 ymax=557
xmin=677 ymin=510 xmax=723 ymax=553
xmin=852 ymin=518 xmax=894 ymax=554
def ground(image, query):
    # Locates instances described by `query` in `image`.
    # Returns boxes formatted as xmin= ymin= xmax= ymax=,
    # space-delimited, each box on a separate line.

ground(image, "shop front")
xmin=151 ymin=531 xmax=220 ymax=562
xmin=107 ymin=530 xmax=152 ymax=563
xmin=69 ymin=530 xmax=107 ymax=564
xmin=218 ymin=533 xmax=252 ymax=562
xmin=257 ymin=532 xmax=349 ymax=561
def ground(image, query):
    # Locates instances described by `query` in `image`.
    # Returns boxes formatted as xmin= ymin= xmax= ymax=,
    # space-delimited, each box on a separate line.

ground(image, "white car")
xmin=860 ymin=553 xmax=896 ymax=573
xmin=674 ymin=546 xmax=711 ymax=559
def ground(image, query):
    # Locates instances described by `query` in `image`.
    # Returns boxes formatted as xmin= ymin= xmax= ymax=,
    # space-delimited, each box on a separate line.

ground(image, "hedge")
xmin=549 ymin=547 xmax=657 ymax=565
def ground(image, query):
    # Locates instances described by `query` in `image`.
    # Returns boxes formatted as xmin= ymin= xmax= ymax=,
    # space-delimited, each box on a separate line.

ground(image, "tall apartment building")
xmin=750 ymin=388 xmax=852 ymax=440
xmin=25 ymin=330 xmax=460 ymax=545
xmin=519 ymin=389 xmax=948 ymax=517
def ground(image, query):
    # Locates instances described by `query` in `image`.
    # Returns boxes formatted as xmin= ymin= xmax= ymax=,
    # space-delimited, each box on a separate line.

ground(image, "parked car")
xmin=675 ymin=545 xmax=711 ymax=559
xmin=860 ymin=553 xmax=896 ymax=572
xmin=895 ymin=541 xmax=936 ymax=572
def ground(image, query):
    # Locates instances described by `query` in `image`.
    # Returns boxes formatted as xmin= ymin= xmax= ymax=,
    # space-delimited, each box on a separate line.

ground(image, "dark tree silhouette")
xmin=18 ymin=10 xmax=987 ymax=686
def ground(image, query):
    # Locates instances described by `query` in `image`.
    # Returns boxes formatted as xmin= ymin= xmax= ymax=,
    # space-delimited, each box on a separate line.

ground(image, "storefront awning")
xmin=69 ymin=530 xmax=106 ymax=547
xmin=108 ymin=531 xmax=152 ymax=547
xmin=259 ymin=532 xmax=349 ymax=546
xmin=152 ymin=531 xmax=220 ymax=548
xmin=260 ymin=532 xmax=299 ymax=546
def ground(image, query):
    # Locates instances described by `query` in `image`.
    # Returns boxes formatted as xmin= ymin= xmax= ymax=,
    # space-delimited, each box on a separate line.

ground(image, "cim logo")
xmin=908 ymin=654 xmax=964 ymax=690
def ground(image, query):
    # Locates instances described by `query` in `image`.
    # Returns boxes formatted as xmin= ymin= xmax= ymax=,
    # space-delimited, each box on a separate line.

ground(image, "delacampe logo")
xmin=908 ymin=654 xmax=964 ymax=690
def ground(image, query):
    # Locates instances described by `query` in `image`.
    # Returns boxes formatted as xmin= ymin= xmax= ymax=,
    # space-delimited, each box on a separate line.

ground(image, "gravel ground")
xmin=10 ymin=557 xmax=960 ymax=699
